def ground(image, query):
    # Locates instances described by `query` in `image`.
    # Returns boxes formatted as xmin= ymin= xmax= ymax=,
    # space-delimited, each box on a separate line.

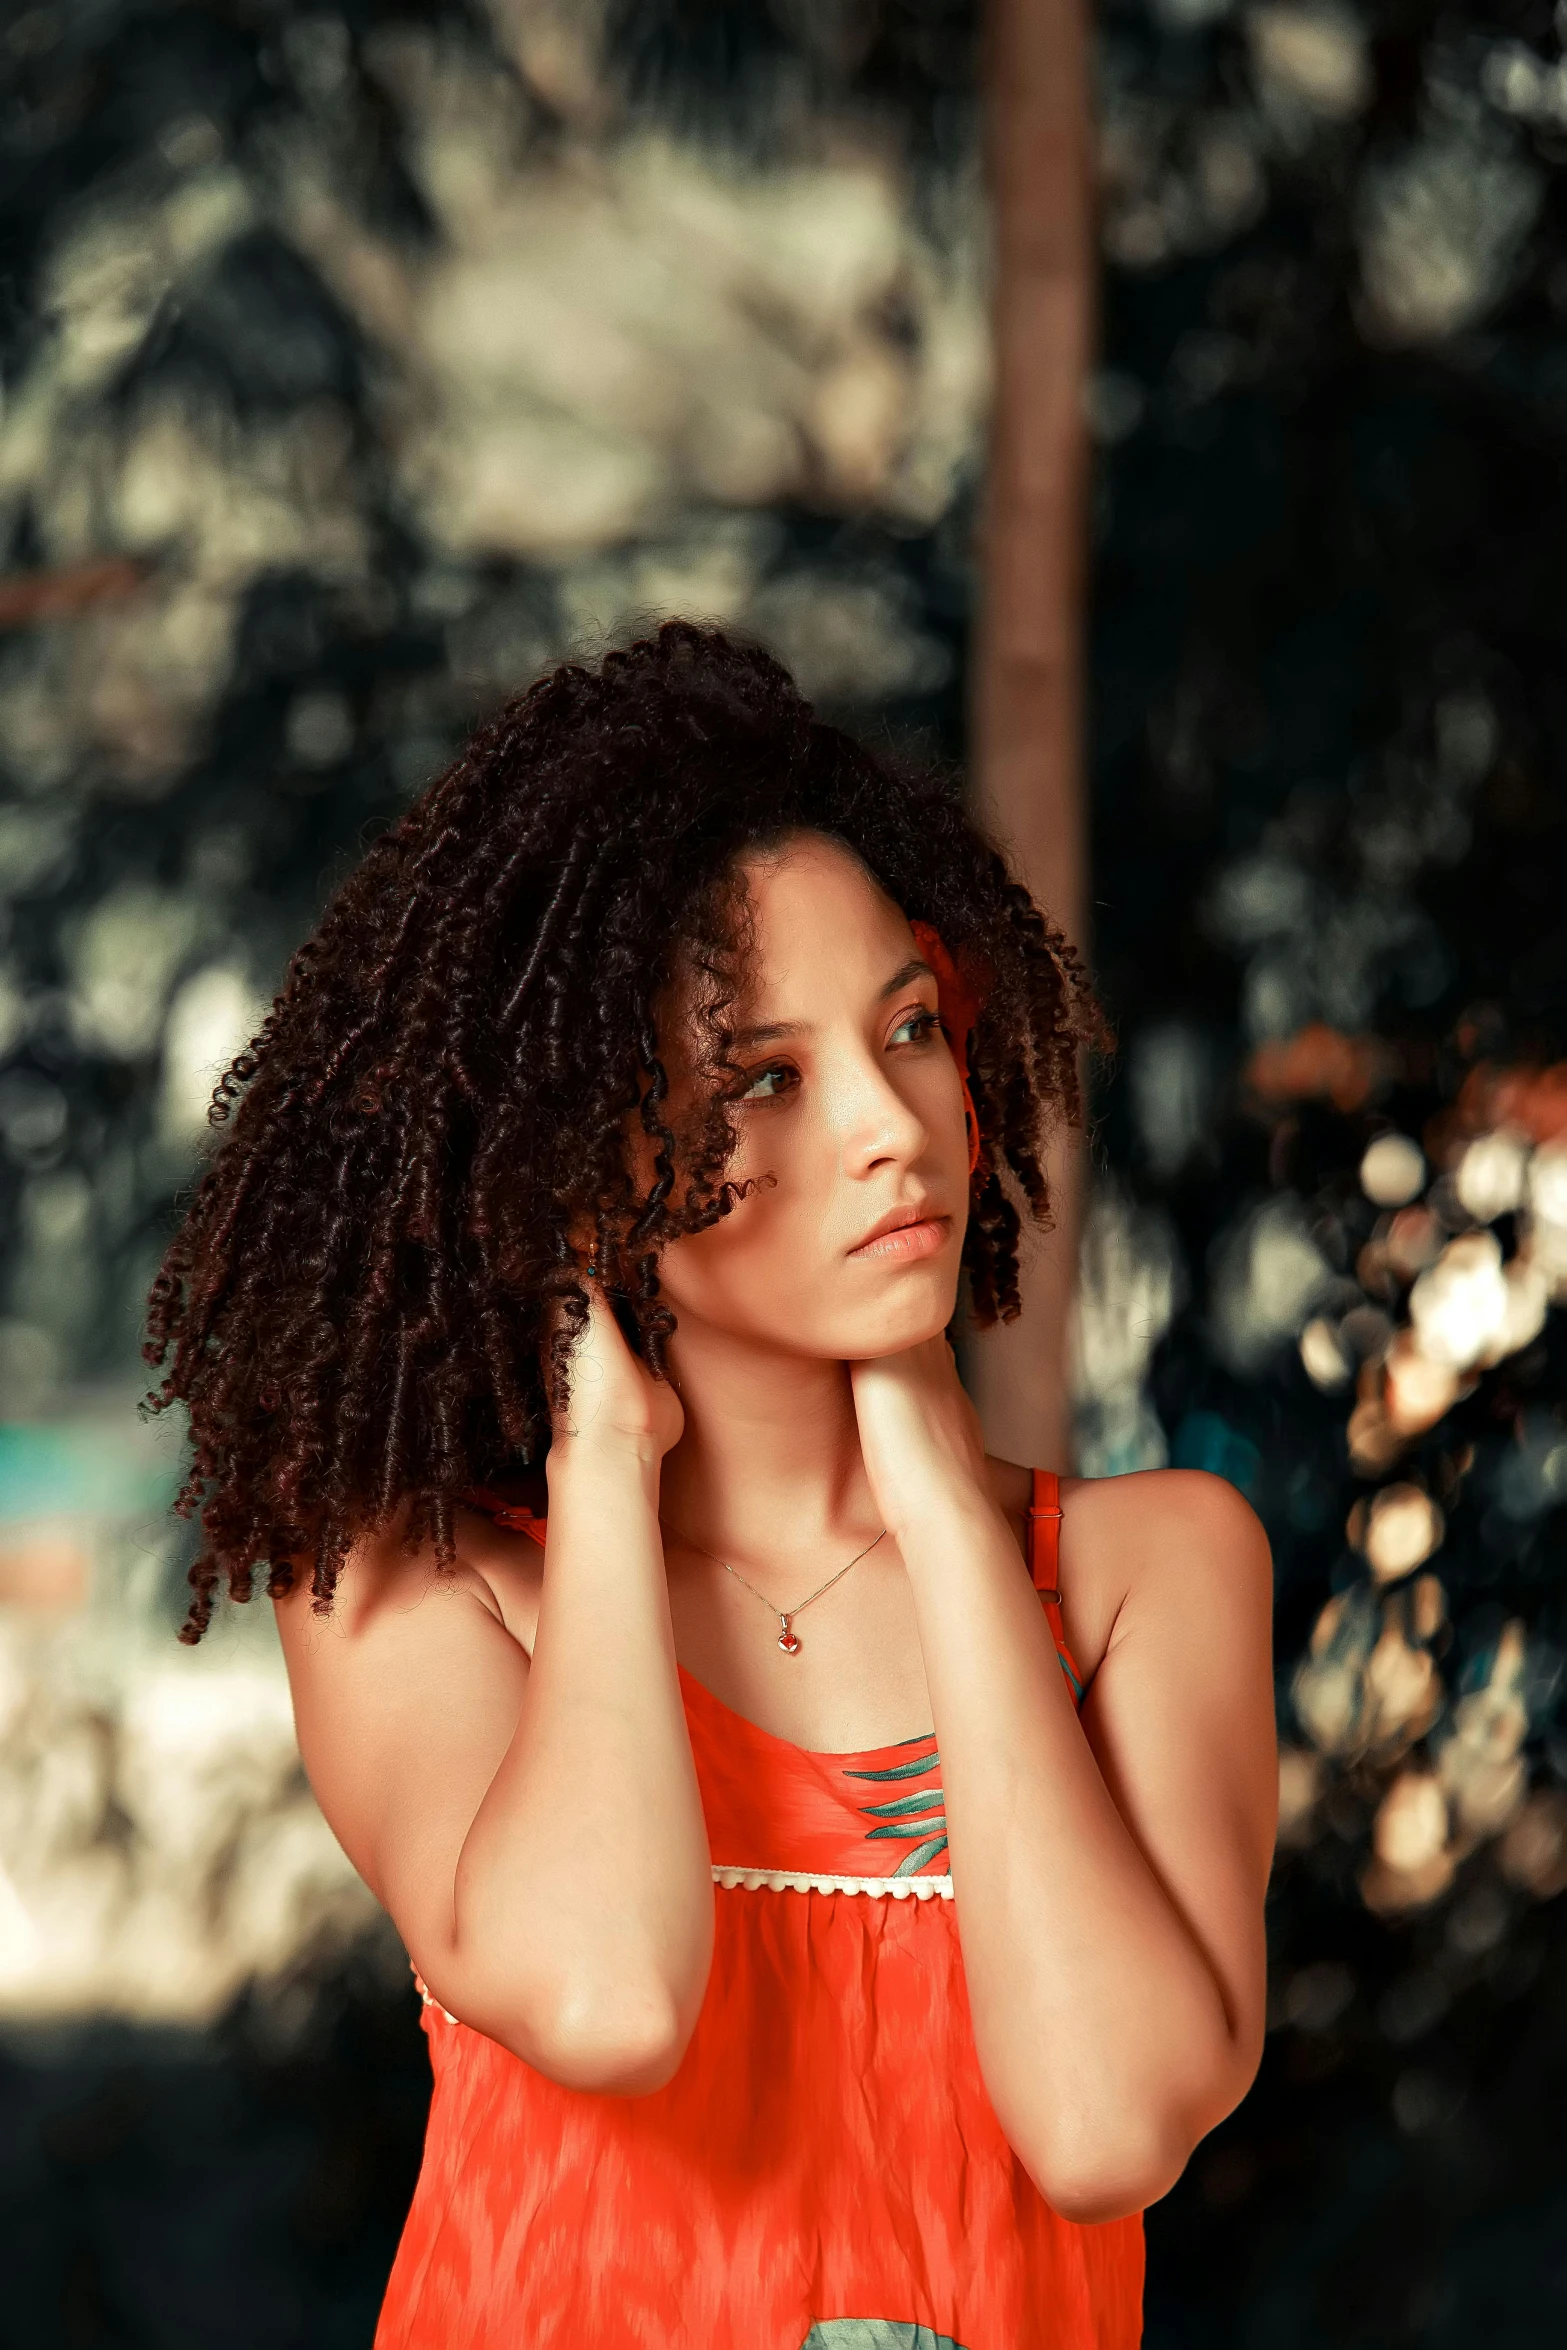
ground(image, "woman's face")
xmin=653 ymin=832 xmax=970 ymax=1362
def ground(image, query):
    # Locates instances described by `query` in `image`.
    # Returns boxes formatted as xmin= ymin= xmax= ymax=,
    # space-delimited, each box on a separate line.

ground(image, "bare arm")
xmin=852 ymin=1342 xmax=1275 ymax=2223
xmin=274 ymin=1288 xmax=712 ymax=2093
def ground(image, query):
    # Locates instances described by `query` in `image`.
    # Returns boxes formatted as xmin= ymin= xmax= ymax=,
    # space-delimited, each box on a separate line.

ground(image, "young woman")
xmin=147 ymin=624 xmax=1275 ymax=2350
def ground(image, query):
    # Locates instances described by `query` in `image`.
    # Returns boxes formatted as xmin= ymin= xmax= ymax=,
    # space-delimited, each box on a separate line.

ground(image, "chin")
xmin=826 ymin=1272 xmax=958 ymax=1360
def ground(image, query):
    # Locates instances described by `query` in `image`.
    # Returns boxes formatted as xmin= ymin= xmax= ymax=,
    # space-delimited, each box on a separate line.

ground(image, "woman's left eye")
xmin=891 ymin=1010 xmax=942 ymax=1048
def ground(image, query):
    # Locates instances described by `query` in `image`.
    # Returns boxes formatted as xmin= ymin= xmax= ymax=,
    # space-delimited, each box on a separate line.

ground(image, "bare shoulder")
xmin=978 ymin=1456 xmax=1264 ymax=1681
xmin=268 ymin=1500 xmax=556 ymax=1664
xmin=1059 ymin=1467 xmax=1273 ymax=1632
xmin=1062 ymin=1464 xmax=1267 ymax=1543
xmin=271 ymin=1502 xmax=531 ymax=1655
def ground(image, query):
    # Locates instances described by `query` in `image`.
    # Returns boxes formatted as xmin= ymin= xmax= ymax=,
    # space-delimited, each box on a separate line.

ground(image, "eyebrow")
xmin=731 ymin=956 xmax=935 ymax=1049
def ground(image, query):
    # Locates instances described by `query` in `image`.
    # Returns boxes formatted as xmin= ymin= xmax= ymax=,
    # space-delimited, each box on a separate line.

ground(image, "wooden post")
xmin=962 ymin=0 xmax=1096 ymax=1472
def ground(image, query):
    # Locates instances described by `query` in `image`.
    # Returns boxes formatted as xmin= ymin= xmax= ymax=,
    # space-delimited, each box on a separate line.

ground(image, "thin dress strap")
xmin=1026 ymin=1467 xmax=1084 ymax=1699
xmin=464 ymin=1486 xmax=548 ymax=1546
xmin=1024 ymin=1467 xmax=1063 ymax=1601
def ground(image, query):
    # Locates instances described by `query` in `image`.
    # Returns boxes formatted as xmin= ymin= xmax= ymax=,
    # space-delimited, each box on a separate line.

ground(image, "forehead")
xmin=733 ymin=834 xmax=909 ymax=1003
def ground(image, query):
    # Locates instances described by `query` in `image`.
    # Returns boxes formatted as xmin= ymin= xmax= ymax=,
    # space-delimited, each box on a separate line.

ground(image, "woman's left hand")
xmin=848 ymin=1335 xmax=993 ymax=1536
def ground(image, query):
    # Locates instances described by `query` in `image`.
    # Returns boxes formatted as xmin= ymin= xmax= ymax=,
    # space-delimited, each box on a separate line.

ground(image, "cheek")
xmin=657 ymin=1149 xmax=822 ymax=1322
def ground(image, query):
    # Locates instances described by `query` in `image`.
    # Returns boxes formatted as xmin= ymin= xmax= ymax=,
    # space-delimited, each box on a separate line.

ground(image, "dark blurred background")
xmin=0 ymin=2 xmax=1565 ymax=2344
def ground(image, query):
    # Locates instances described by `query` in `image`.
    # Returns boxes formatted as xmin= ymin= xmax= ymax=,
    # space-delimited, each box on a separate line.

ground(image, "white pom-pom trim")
xmin=712 ymin=1864 xmax=953 ymax=1900
xmin=414 ymin=1975 xmax=459 ymax=2023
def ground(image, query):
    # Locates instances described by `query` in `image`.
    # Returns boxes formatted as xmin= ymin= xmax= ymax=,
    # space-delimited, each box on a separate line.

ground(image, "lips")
xmin=847 ymin=1202 xmax=951 ymax=1262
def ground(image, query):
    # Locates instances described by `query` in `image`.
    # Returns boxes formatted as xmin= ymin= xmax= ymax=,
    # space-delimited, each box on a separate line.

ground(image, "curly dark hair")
xmin=145 ymin=622 xmax=1099 ymax=1639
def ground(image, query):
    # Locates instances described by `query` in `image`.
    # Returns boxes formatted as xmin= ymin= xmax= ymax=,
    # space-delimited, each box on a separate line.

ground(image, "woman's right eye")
xmin=738 ymin=1062 xmax=796 ymax=1101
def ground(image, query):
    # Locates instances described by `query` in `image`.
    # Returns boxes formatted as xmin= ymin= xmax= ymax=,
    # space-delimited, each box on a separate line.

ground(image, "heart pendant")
xmin=778 ymin=1626 xmax=801 ymax=1655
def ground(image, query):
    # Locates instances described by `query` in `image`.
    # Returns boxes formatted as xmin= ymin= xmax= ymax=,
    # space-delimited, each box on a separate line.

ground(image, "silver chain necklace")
xmin=663 ymin=1521 xmax=888 ymax=1655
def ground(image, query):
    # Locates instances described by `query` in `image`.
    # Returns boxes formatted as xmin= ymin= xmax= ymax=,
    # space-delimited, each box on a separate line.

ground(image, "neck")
xmin=658 ymin=1319 xmax=878 ymax=1562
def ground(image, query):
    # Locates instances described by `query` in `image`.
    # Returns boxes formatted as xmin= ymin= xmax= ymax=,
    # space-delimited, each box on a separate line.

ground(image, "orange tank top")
xmin=374 ymin=1469 xmax=1145 ymax=2350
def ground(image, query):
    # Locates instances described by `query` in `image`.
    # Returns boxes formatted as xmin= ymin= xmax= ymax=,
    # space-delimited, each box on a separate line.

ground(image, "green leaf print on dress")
xmin=845 ymin=1751 xmax=948 ymax=1874
xmin=800 ymin=2326 xmax=969 ymax=2349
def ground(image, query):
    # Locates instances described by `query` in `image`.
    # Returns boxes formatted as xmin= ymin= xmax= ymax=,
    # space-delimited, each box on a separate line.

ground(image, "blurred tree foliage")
xmin=2 ymin=2 xmax=1567 ymax=2346
xmin=1086 ymin=5 xmax=1567 ymax=2345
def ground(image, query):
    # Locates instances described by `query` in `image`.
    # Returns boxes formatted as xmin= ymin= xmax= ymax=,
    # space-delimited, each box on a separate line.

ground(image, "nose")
xmin=830 ymin=1041 xmax=931 ymax=1177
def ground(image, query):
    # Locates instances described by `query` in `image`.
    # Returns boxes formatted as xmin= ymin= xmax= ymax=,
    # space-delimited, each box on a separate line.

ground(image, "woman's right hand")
xmin=548 ymin=1278 xmax=685 ymax=1465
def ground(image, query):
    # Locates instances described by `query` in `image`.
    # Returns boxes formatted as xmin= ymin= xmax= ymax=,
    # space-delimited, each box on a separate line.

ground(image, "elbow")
xmin=1027 ymin=2129 xmax=1190 ymax=2226
xmin=435 ymin=1893 xmax=713 ymax=2094
xmin=489 ymin=1973 xmax=694 ymax=2095
xmin=1009 ymin=2018 xmax=1264 ymax=2224
xmin=1016 ymin=2099 xmax=1215 ymax=2225
xmin=1033 ymin=2146 xmax=1184 ymax=2227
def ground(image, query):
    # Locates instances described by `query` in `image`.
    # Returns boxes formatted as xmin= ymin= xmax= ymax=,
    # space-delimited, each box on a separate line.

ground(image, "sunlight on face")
xmin=654 ymin=832 xmax=970 ymax=1361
